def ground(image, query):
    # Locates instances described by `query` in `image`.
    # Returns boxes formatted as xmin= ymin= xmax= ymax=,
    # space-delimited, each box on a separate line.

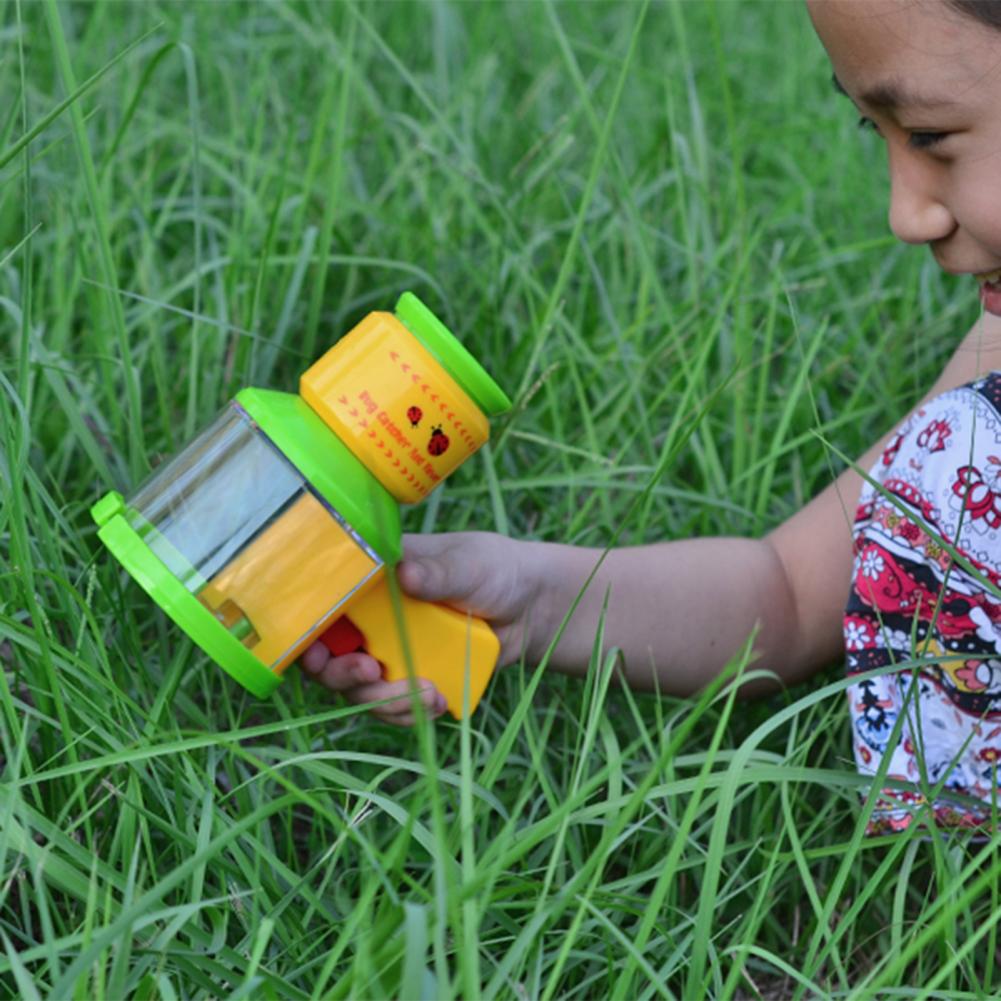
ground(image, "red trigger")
xmin=320 ymin=616 xmax=366 ymax=656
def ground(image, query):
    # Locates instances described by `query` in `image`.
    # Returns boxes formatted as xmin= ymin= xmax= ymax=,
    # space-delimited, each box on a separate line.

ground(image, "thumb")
xmin=396 ymin=534 xmax=481 ymax=607
xmin=396 ymin=554 xmax=460 ymax=603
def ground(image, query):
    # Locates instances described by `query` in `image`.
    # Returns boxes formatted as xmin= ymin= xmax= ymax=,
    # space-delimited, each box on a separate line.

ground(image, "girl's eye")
xmin=857 ymin=116 xmax=950 ymax=151
xmin=908 ymin=131 xmax=948 ymax=150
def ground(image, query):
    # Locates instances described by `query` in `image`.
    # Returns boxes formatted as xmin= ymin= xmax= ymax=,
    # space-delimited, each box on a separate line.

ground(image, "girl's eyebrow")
xmin=831 ymin=72 xmax=956 ymax=111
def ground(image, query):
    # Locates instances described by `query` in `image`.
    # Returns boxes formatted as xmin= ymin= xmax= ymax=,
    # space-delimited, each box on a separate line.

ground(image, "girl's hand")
xmin=299 ymin=532 xmax=540 ymax=725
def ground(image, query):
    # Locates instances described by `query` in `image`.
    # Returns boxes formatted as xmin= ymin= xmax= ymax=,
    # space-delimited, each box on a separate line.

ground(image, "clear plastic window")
xmin=128 ymin=403 xmax=381 ymax=671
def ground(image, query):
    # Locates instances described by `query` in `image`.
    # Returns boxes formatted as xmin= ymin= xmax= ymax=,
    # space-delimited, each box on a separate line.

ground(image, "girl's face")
xmin=808 ymin=0 xmax=1001 ymax=315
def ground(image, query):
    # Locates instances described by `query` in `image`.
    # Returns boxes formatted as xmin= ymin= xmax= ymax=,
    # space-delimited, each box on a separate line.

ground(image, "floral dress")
xmin=846 ymin=373 xmax=1001 ymax=833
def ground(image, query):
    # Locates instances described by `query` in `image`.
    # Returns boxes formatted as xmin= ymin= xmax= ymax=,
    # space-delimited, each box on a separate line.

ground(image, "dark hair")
xmin=948 ymin=0 xmax=1001 ymax=29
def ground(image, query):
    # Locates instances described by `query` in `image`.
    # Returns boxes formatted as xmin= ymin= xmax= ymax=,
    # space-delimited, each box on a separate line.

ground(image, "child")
xmin=302 ymin=0 xmax=1001 ymax=832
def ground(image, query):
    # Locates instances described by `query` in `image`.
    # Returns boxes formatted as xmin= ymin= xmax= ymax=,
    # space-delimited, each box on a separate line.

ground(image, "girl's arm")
xmin=302 ymin=312 xmax=1001 ymax=718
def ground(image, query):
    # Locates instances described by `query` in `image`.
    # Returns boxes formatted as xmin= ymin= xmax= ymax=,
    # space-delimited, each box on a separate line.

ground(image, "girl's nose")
xmin=886 ymin=146 xmax=955 ymax=246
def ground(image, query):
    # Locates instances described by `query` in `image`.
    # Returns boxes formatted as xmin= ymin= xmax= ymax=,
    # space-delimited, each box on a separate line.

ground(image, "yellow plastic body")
xmin=194 ymin=490 xmax=499 ymax=714
xmin=345 ymin=577 xmax=499 ymax=719
xmin=197 ymin=494 xmax=381 ymax=672
xmin=300 ymin=312 xmax=490 ymax=504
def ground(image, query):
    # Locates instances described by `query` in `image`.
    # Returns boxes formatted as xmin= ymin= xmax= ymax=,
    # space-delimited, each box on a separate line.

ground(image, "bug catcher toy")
xmin=91 ymin=293 xmax=512 ymax=717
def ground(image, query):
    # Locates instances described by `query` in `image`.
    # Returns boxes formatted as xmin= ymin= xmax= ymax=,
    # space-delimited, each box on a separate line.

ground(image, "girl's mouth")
xmin=977 ymin=270 xmax=1001 ymax=317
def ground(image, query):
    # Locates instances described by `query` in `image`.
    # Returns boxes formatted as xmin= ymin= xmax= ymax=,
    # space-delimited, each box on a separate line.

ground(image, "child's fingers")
xmin=345 ymin=678 xmax=448 ymax=726
xmin=299 ymin=643 xmax=448 ymax=725
xmin=300 ymin=643 xmax=381 ymax=692
xmin=300 ymin=640 xmax=330 ymax=673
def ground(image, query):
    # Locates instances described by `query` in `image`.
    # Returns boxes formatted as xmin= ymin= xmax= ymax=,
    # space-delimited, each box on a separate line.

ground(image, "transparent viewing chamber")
xmin=127 ymin=403 xmax=383 ymax=673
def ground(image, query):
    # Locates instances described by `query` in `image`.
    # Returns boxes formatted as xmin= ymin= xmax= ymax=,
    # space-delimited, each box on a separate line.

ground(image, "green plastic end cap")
xmin=395 ymin=291 xmax=513 ymax=417
xmin=92 ymin=490 xmax=283 ymax=700
xmin=91 ymin=489 xmax=125 ymax=528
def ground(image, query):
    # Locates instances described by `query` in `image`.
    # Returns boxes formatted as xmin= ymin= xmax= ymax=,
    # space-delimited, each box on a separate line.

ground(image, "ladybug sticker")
xmin=407 ymin=405 xmax=423 ymax=428
xmin=428 ymin=425 xmax=450 ymax=457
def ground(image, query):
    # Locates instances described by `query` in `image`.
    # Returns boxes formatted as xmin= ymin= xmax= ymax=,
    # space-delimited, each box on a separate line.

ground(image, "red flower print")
xmin=881 ymin=432 xmax=905 ymax=467
xmin=916 ymin=417 xmax=952 ymax=453
xmin=952 ymin=465 xmax=1001 ymax=528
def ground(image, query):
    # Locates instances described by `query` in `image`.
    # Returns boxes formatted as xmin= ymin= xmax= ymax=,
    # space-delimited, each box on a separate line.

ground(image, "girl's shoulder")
xmin=875 ymin=371 xmax=1001 ymax=472
xmin=860 ymin=370 xmax=1001 ymax=581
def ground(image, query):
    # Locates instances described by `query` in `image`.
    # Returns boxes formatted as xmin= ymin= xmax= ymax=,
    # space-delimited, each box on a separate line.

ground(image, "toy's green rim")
xmin=395 ymin=292 xmax=512 ymax=417
xmin=91 ymin=491 xmax=282 ymax=699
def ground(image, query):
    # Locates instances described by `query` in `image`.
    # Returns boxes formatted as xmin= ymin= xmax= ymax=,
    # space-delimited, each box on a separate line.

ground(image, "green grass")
xmin=0 ymin=0 xmax=996 ymax=997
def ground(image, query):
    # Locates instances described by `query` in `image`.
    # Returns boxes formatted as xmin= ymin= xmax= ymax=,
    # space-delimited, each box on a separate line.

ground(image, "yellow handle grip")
xmin=333 ymin=576 xmax=498 ymax=718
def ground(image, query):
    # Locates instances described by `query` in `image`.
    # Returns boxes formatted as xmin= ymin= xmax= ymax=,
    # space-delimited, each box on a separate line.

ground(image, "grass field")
xmin=2 ymin=0 xmax=999 ymax=997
